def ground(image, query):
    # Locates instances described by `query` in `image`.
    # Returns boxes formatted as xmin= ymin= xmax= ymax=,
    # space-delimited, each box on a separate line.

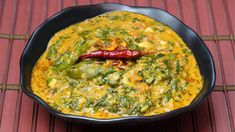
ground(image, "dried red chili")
xmin=79 ymin=50 xmax=141 ymax=59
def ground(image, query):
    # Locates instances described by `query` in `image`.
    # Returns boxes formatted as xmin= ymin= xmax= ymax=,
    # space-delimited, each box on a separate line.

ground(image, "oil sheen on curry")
xmin=31 ymin=11 xmax=203 ymax=118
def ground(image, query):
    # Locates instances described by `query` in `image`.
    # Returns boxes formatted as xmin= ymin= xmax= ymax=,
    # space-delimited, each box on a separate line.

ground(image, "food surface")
xmin=31 ymin=11 xmax=203 ymax=118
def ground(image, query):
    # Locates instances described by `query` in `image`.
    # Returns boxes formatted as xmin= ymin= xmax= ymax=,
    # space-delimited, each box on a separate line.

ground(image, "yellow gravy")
xmin=31 ymin=11 xmax=203 ymax=118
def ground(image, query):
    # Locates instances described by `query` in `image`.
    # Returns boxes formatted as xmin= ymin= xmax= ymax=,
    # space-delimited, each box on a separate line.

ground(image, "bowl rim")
xmin=20 ymin=3 xmax=216 ymax=124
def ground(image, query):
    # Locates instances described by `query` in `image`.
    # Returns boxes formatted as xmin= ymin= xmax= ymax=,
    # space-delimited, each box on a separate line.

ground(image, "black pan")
xmin=20 ymin=3 xmax=216 ymax=125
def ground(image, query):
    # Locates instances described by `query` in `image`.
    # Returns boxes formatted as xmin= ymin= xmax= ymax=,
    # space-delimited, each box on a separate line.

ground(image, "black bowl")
xmin=20 ymin=3 xmax=216 ymax=125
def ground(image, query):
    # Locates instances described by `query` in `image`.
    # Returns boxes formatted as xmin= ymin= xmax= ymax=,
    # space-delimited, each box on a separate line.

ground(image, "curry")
xmin=31 ymin=11 xmax=203 ymax=118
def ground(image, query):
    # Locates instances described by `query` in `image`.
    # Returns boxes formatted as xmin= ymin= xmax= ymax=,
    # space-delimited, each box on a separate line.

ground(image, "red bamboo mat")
xmin=0 ymin=0 xmax=234 ymax=132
